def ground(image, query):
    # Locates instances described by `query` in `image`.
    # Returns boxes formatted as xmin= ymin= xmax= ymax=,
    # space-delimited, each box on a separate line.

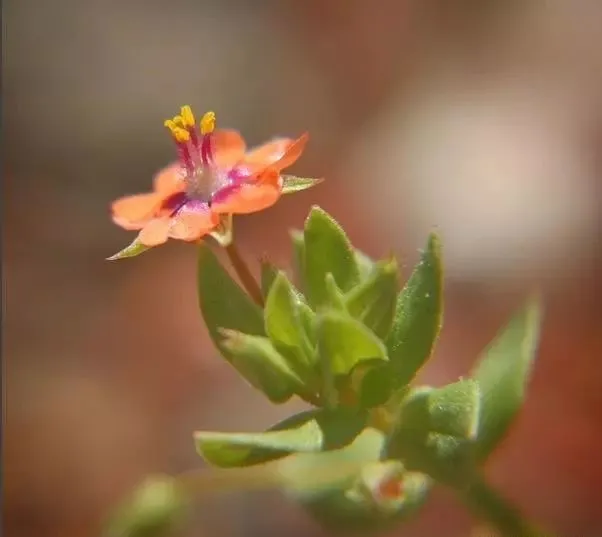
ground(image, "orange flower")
xmin=109 ymin=106 xmax=318 ymax=257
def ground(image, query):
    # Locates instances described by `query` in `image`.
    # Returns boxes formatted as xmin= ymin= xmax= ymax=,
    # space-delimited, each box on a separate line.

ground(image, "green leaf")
xmin=264 ymin=272 xmax=307 ymax=344
xmin=384 ymin=386 xmax=433 ymax=448
xmin=299 ymin=301 xmax=317 ymax=346
xmin=404 ymin=433 xmax=475 ymax=486
xmin=219 ymin=330 xmax=306 ymax=403
xmin=385 ymin=233 xmax=443 ymax=386
xmin=385 ymin=386 xmax=478 ymax=485
xmin=281 ymin=175 xmax=324 ymax=194
xmin=472 ymin=296 xmax=543 ymax=461
xmin=264 ymin=272 xmax=316 ymax=377
xmin=107 ymin=238 xmax=150 ymax=261
xmin=197 ymin=244 xmax=265 ymax=359
xmin=106 ymin=475 xmax=186 ymax=537
xmin=303 ymin=206 xmax=361 ymax=308
xmin=354 ymin=249 xmax=375 ymax=281
xmin=357 ymin=363 xmax=401 ymax=408
xmin=345 ymin=258 xmax=399 ymax=339
xmin=317 ymin=310 xmax=388 ymax=379
xmin=195 ymin=407 xmax=367 ymax=468
xmin=280 ymin=430 xmax=431 ymax=533
xmin=428 ymin=379 xmax=480 ymax=439
xmin=324 ymin=273 xmax=348 ymax=311
xmin=279 ymin=428 xmax=385 ymax=494
xmin=290 ymin=229 xmax=306 ymax=292
xmin=260 ymin=258 xmax=279 ymax=299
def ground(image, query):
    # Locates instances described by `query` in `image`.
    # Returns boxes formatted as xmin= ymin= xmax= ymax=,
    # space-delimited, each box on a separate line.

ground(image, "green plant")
xmin=107 ymin=204 xmax=546 ymax=537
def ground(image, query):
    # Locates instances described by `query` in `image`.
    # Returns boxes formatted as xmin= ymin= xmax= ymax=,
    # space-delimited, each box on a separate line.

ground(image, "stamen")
xmin=180 ymin=106 xmax=195 ymax=128
xmin=200 ymin=111 xmax=216 ymax=135
xmin=176 ymin=143 xmax=195 ymax=175
xmin=180 ymin=105 xmax=200 ymax=151
xmin=201 ymin=138 xmax=212 ymax=166
xmin=164 ymin=120 xmax=191 ymax=143
xmin=164 ymin=120 xmax=194 ymax=174
xmin=200 ymin=111 xmax=216 ymax=165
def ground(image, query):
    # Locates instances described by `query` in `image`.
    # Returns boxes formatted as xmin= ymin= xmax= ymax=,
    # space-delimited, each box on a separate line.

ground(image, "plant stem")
xmin=224 ymin=242 xmax=264 ymax=307
xmin=460 ymin=474 xmax=551 ymax=537
xmin=177 ymin=466 xmax=281 ymax=497
xmin=177 ymin=458 xmax=367 ymax=499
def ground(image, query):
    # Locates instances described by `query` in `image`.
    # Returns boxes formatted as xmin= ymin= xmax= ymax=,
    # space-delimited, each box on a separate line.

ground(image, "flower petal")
xmin=138 ymin=217 xmax=171 ymax=246
xmin=255 ymin=168 xmax=282 ymax=187
xmin=211 ymin=129 xmax=246 ymax=168
xmin=112 ymin=193 xmax=162 ymax=228
xmin=113 ymin=167 xmax=187 ymax=230
xmin=211 ymin=182 xmax=282 ymax=215
xmin=112 ymin=214 xmax=148 ymax=231
xmin=169 ymin=205 xmax=220 ymax=241
xmin=242 ymin=132 xmax=309 ymax=173
xmin=153 ymin=163 xmax=186 ymax=194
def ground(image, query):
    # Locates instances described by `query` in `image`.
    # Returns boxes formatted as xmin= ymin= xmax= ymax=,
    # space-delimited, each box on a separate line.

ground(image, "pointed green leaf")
xmin=324 ymin=273 xmax=348 ymax=311
xmin=354 ymin=249 xmax=375 ymax=281
xmin=281 ymin=175 xmax=324 ymax=194
xmin=197 ymin=244 xmax=265 ymax=361
xmin=290 ymin=229 xmax=306 ymax=292
xmin=345 ymin=258 xmax=399 ymax=339
xmin=303 ymin=206 xmax=361 ymax=307
xmin=428 ymin=379 xmax=480 ymax=439
xmin=219 ymin=330 xmax=306 ymax=403
xmin=472 ymin=297 xmax=543 ymax=460
xmin=264 ymin=271 xmax=305 ymax=347
xmin=195 ymin=407 xmax=367 ymax=468
xmin=299 ymin=301 xmax=317 ymax=346
xmin=318 ymin=310 xmax=388 ymax=378
xmin=260 ymin=258 xmax=279 ymax=299
xmin=264 ymin=272 xmax=316 ymax=376
xmin=107 ymin=238 xmax=150 ymax=261
xmin=385 ymin=233 xmax=443 ymax=386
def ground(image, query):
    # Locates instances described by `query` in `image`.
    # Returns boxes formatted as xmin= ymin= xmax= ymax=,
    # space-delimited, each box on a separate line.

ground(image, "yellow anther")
xmin=164 ymin=120 xmax=190 ymax=143
xmin=200 ymin=111 xmax=216 ymax=135
xmin=164 ymin=119 xmax=177 ymax=130
xmin=172 ymin=127 xmax=191 ymax=143
xmin=180 ymin=105 xmax=195 ymax=128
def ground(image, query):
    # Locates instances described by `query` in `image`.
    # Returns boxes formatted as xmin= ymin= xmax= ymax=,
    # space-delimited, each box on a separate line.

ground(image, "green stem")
xmin=177 ymin=458 xmax=367 ymax=499
xmin=225 ymin=242 xmax=264 ymax=307
xmin=460 ymin=474 xmax=550 ymax=537
xmin=177 ymin=466 xmax=281 ymax=497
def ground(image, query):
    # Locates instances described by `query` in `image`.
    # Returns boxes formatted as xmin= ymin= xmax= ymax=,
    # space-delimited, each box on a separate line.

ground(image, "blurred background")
xmin=4 ymin=1 xmax=602 ymax=536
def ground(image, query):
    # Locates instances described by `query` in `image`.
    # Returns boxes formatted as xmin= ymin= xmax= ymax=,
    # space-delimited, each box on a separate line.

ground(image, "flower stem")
xmin=460 ymin=474 xmax=551 ymax=537
xmin=225 ymin=242 xmax=264 ymax=307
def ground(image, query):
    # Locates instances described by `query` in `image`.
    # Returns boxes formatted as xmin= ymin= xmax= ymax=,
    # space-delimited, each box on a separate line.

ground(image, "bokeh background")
xmin=4 ymin=1 xmax=602 ymax=536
